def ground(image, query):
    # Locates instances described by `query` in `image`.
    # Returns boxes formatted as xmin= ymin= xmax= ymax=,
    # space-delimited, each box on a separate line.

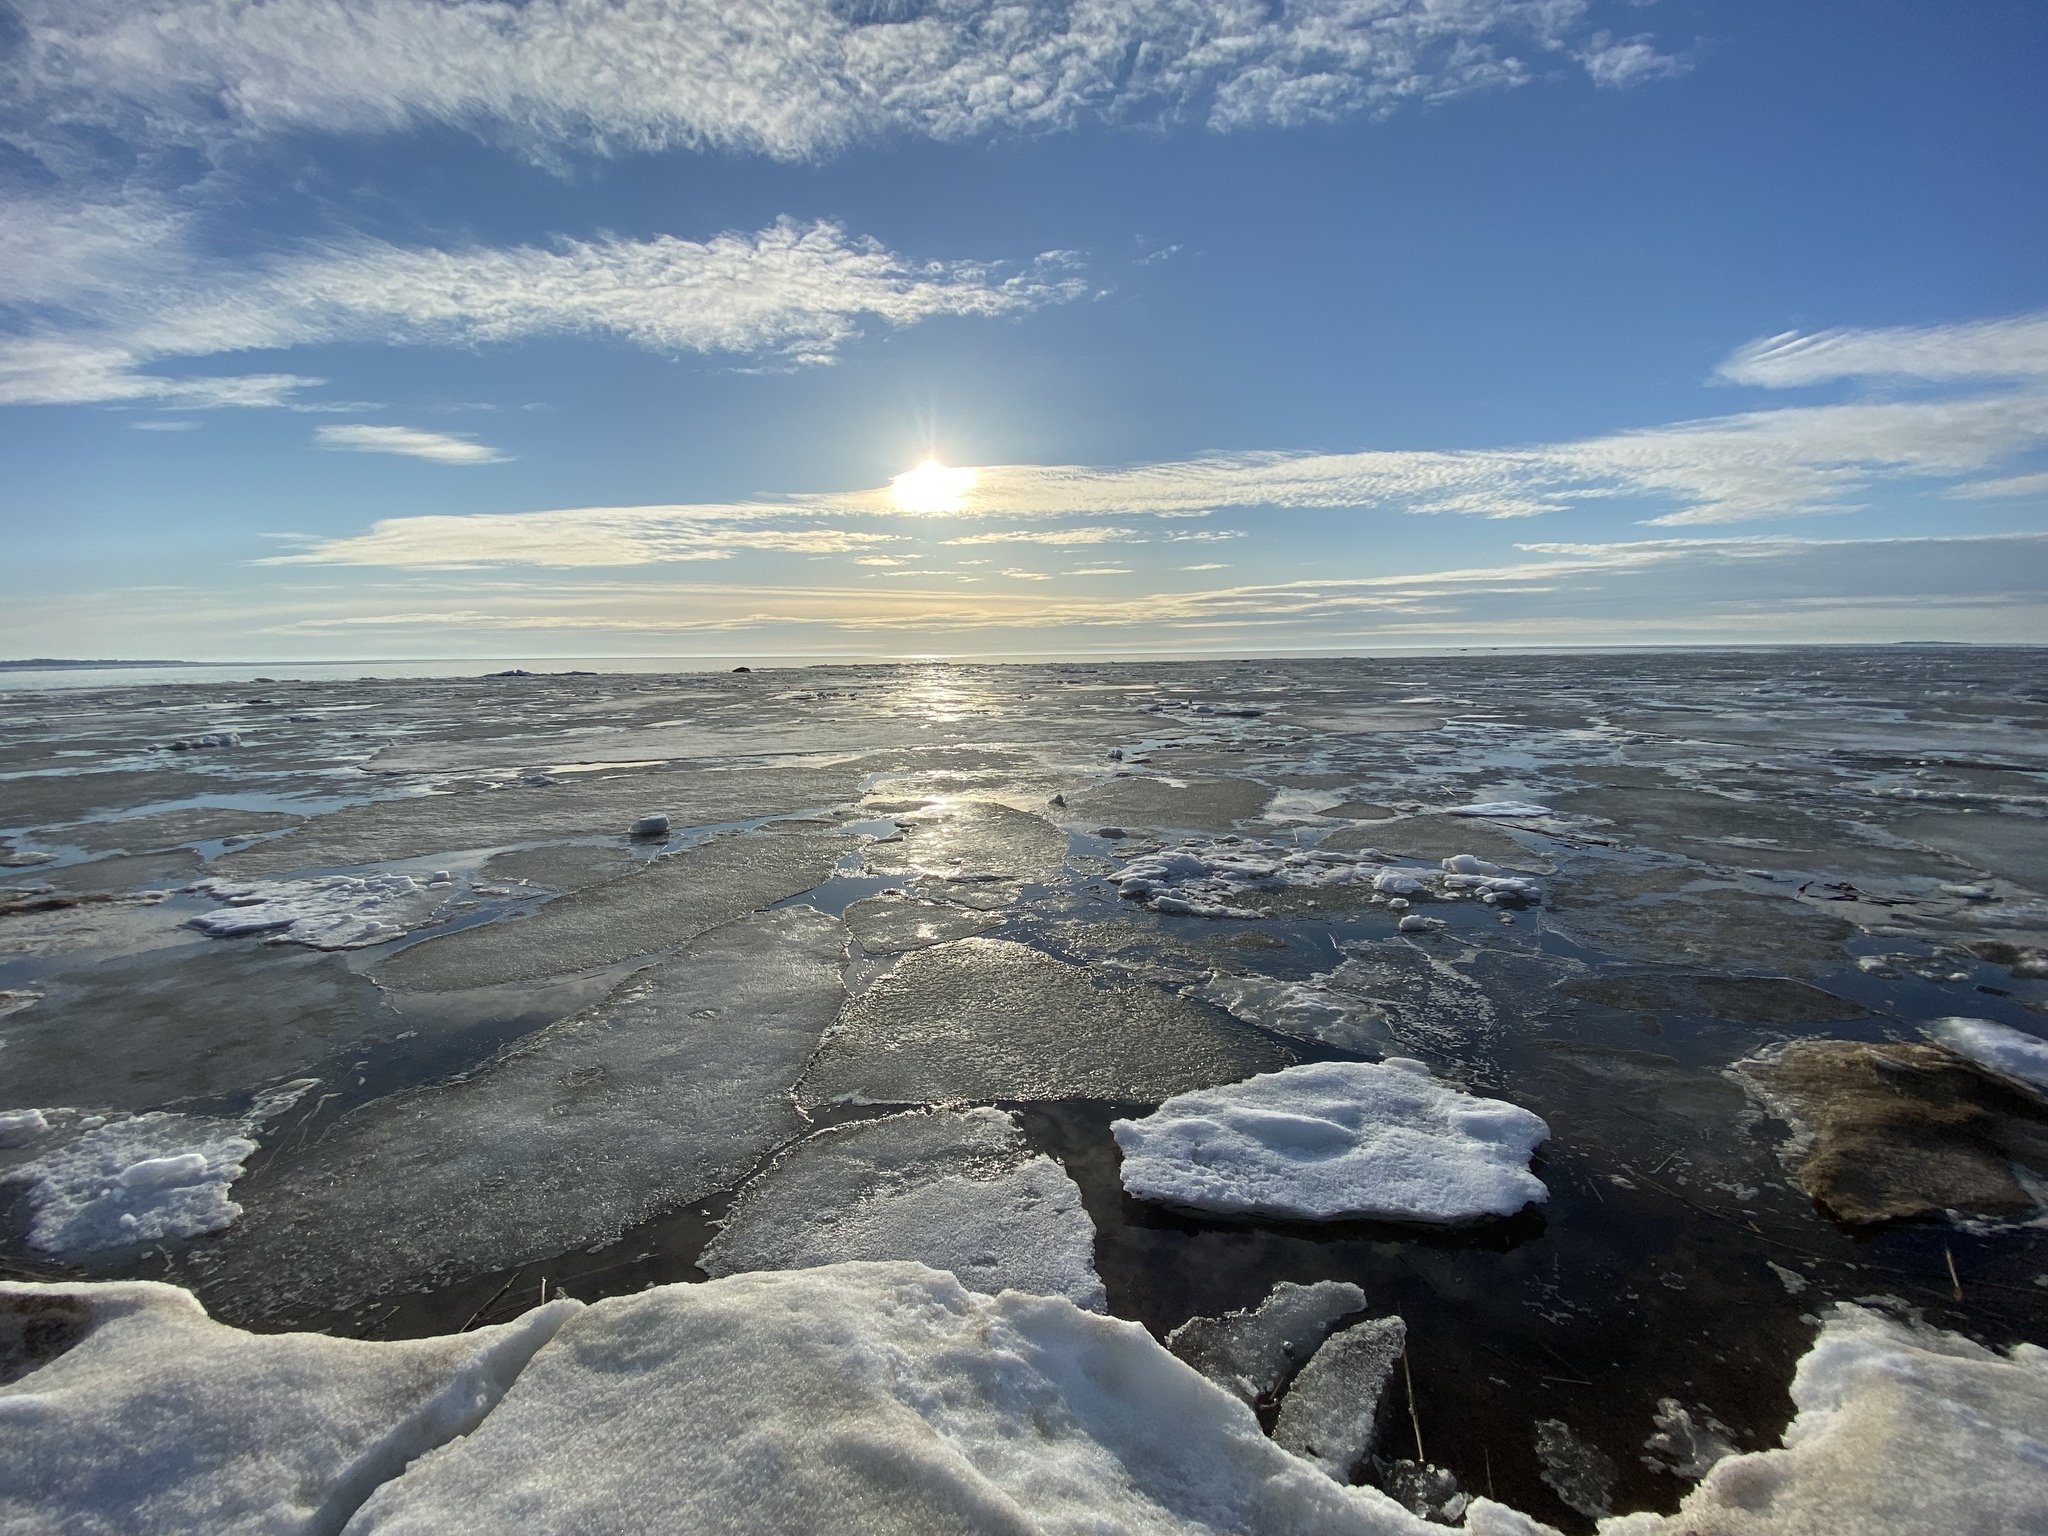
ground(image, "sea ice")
xmin=376 ymin=825 xmax=843 ymax=991
xmin=8 ymin=1112 xmax=257 ymax=1255
xmin=1926 ymin=1015 xmax=2048 ymax=1098
xmin=190 ymin=873 xmax=453 ymax=950
xmin=1272 ymin=1315 xmax=1409 ymax=1482
xmin=797 ymin=937 xmax=1292 ymax=1110
xmin=1165 ymin=1278 xmax=1367 ymax=1405
xmin=342 ymin=1263 xmax=1545 ymax=1535
xmin=0 ymin=1279 xmax=574 ymax=1536
xmin=1598 ymin=1304 xmax=2048 ymax=1535
xmin=1113 ymin=1059 xmax=1550 ymax=1223
xmin=199 ymin=907 xmax=849 ymax=1317
xmin=1115 ymin=837 xmax=1538 ymax=919
xmin=700 ymin=1107 xmax=1104 ymax=1309
xmin=1202 ymin=971 xmax=1399 ymax=1054
xmin=842 ymin=891 xmax=997 ymax=953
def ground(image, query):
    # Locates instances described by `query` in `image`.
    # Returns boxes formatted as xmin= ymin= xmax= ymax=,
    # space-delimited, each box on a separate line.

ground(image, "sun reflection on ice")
xmin=891 ymin=460 xmax=977 ymax=513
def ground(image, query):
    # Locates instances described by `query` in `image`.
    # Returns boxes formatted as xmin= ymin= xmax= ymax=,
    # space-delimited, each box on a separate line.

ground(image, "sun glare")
xmin=890 ymin=459 xmax=977 ymax=514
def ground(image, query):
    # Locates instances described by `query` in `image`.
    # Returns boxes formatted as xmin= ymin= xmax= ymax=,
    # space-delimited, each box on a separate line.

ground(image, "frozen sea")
xmin=4 ymin=648 xmax=2047 ymax=1531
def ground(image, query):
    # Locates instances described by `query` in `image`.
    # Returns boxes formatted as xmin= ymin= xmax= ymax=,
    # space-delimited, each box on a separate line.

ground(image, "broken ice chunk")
xmin=1640 ymin=1397 xmax=1737 ymax=1482
xmin=0 ymin=1108 xmax=50 ymax=1148
xmin=0 ymin=1278 xmax=575 ymax=1536
xmin=1165 ymin=1279 xmax=1366 ymax=1405
xmin=8 ymin=1113 xmax=258 ymax=1255
xmin=188 ymin=874 xmax=449 ymax=950
xmin=1925 ymin=1016 xmax=2048 ymax=1099
xmin=701 ymin=1107 xmax=1104 ymax=1309
xmin=1112 ymin=1060 xmax=1550 ymax=1223
xmin=1441 ymin=854 xmax=1501 ymax=876
xmin=1272 ymin=1315 xmax=1409 ymax=1482
xmin=1534 ymin=1418 xmax=1616 ymax=1520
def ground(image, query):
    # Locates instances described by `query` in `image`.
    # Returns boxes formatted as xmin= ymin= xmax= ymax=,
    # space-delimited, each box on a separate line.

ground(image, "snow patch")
xmin=1113 ymin=1060 xmax=1550 ymax=1223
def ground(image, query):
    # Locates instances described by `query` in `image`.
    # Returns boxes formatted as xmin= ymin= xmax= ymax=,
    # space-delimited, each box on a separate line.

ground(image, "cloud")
xmin=1575 ymin=32 xmax=1689 ymax=89
xmin=3 ymin=0 xmax=1651 ymax=165
xmin=945 ymin=525 xmax=1140 ymax=545
xmin=0 ymin=215 xmax=1082 ymax=407
xmin=1950 ymin=471 xmax=2048 ymax=500
xmin=314 ymin=424 xmax=509 ymax=464
xmin=1716 ymin=310 xmax=2048 ymax=387
xmin=1180 ymin=562 xmax=1229 ymax=570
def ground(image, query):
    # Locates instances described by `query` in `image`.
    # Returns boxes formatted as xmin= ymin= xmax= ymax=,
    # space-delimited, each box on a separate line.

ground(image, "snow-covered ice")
xmin=1599 ymin=1304 xmax=2048 ymax=1535
xmin=700 ymin=1107 xmax=1105 ymax=1309
xmin=342 ymin=1262 xmax=1546 ymax=1535
xmin=199 ymin=907 xmax=849 ymax=1316
xmin=1926 ymin=1015 xmax=2048 ymax=1098
xmin=1114 ymin=836 xmax=1540 ymax=920
xmin=1165 ymin=1279 xmax=1366 ymax=1405
xmin=1273 ymin=1314 xmax=1409 ymax=1482
xmin=190 ymin=873 xmax=454 ymax=950
xmin=0 ymin=1279 xmax=574 ymax=1536
xmin=1114 ymin=1060 xmax=1550 ymax=1223
xmin=9 ymin=1113 xmax=256 ymax=1255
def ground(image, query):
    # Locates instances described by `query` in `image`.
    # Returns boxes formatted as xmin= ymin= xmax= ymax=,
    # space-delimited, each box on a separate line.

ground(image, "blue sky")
xmin=2 ymin=0 xmax=2045 ymax=659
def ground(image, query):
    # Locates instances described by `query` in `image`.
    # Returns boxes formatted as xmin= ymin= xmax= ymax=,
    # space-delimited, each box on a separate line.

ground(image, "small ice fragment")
xmin=429 ymin=870 xmax=452 ymax=884
xmin=1534 ymin=1418 xmax=1616 ymax=1519
xmin=629 ymin=814 xmax=670 ymax=838
xmin=1397 ymin=914 xmax=1432 ymax=932
xmin=1940 ymin=883 xmax=1993 ymax=901
xmin=0 ymin=1107 xmax=51 ymax=1147
xmin=116 ymin=1153 xmax=212 ymax=1194
xmin=1372 ymin=869 xmax=1428 ymax=896
xmin=1166 ymin=1280 xmax=1366 ymax=1404
xmin=1767 ymin=1261 xmax=1809 ymax=1296
xmin=1447 ymin=801 xmax=1551 ymax=818
xmin=1442 ymin=854 xmax=1502 ymax=876
xmin=1926 ymin=1016 xmax=2048 ymax=1098
xmin=1113 ymin=1060 xmax=1549 ymax=1223
xmin=1642 ymin=1398 xmax=1738 ymax=1482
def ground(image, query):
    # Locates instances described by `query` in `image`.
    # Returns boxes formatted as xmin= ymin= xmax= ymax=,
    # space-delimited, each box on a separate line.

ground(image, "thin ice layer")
xmin=1927 ymin=1015 xmax=2048 ymax=1098
xmin=1273 ymin=1315 xmax=1409 ymax=1482
xmin=1114 ymin=1060 xmax=1550 ymax=1223
xmin=0 ymin=1280 xmax=576 ymax=1536
xmin=190 ymin=874 xmax=454 ymax=949
xmin=199 ymin=907 xmax=848 ymax=1318
xmin=862 ymin=799 xmax=1069 ymax=879
xmin=843 ymin=892 xmax=997 ymax=953
xmin=797 ymin=937 xmax=1293 ymax=1109
xmin=343 ymin=1263 xmax=1546 ymax=1536
xmin=1598 ymin=1304 xmax=2048 ymax=1535
xmin=377 ymin=825 xmax=843 ymax=990
xmin=700 ymin=1107 xmax=1104 ymax=1309
xmin=1165 ymin=1279 xmax=1367 ymax=1405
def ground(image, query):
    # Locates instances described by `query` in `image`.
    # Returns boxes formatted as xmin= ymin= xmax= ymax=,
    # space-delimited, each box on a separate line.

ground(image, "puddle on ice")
xmin=4 ymin=651 xmax=2048 ymax=1530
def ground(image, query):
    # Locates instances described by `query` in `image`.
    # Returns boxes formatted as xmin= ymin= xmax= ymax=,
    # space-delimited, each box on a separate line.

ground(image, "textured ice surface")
xmin=862 ymin=798 xmax=1068 ymax=879
xmin=54 ymin=806 xmax=304 ymax=854
xmin=1322 ymin=815 xmax=1552 ymax=875
xmin=191 ymin=873 xmax=454 ymax=949
xmin=798 ymin=937 xmax=1293 ymax=1109
xmin=343 ymin=1263 xmax=1541 ymax=1535
xmin=1273 ymin=1315 xmax=1409 ymax=1482
xmin=1202 ymin=971 xmax=1399 ymax=1054
xmin=1598 ymin=1304 xmax=2048 ymax=1535
xmin=701 ymin=1107 xmax=1104 ymax=1309
xmin=843 ymin=892 xmax=997 ymax=953
xmin=377 ymin=825 xmax=843 ymax=990
xmin=1535 ymin=1419 xmax=1617 ymax=1520
xmin=1165 ymin=1279 xmax=1366 ymax=1405
xmin=0 ymin=1279 xmax=574 ymax=1536
xmin=1114 ymin=1060 xmax=1550 ymax=1223
xmin=1116 ymin=837 xmax=1538 ymax=920
xmin=202 ymin=907 xmax=847 ymax=1316
xmin=1063 ymin=775 xmax=1274 ymax=833
xmin=10 ymin=1113 xmax=257 ymax=1255
xmin=1927 ymin=1015 xmax=2048 ymax=1097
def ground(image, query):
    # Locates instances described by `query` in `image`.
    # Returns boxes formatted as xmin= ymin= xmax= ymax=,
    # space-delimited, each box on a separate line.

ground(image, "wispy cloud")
xmin=1717 ymin=311 xmax=2048 ymax=387
xmin=946 ymin=525 xmax=1140 ymax=545
xmin=1575 ymin=32 xmax=1689 ymax=90
xmin=314 ymin=424 xmax=509 ymax=464
xmin=0 ymin=215 xmax=1082 ymax=408
xmin=4 ymin=1 xmax=1655 ymax=165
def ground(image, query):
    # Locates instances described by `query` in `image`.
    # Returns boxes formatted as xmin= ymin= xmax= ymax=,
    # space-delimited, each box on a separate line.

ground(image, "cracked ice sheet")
xmin=196 ymin=907 xmax=847 ymax=1320
xmin=701 ymin=1107 xmax=1104 ymax=1310
xmin=4 ymin=1085 xmax=317 ymax=1257
xmin=0 ymin=1280 xmax=576 ymax=1536
xmin=797 ymin=937 xmax=1293 ymax=1110
xmin=376 ymin=824 xmax=844 ymax=991
xmin=343 ymin=1263 xmax=1546 ymax=1536
xmin=1114 ymin=1060 xmax=1549 ymax=1224
xmin=1599 ymin=1304 xmax=2048 ymax=1536
xmin=190 ymin=874 xmax=456 ymax=949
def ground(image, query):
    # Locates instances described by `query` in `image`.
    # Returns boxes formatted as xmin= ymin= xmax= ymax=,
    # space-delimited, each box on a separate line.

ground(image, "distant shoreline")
xmin=0 ymin=658 xmax=190 ymax=670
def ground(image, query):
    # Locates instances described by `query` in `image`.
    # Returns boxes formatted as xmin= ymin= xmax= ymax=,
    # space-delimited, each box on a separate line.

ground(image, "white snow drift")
xmin=1113 ymin=1059 xmax=1550 ymax=1223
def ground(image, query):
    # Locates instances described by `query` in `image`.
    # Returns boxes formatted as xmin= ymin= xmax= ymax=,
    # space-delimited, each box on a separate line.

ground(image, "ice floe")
xmin=1447 ymin=801 xmax=1552 ymax=818
xmin=798 ymin=936 xmax=1291 ymax=1109
xmin=340 ymin=1263 xmax=1545 ymax=1535
xmin=1926 ymin=1015 xmax=2048 ymax=1098
xmin=1600 ymin=1304 xmax=2048 ymax=1535
xmin=197 ymin=908 xmax=849 ymax=1316
xmin=1114 ymin=836 xmax=1540 ymax=920
xmin=189 ymin=873 xmax=455 ymax=950
xmin=0 ymin=1279 xmax=574 ymax=1536
xmin=1166 ymin=1278 xmax=1366 ymax=1405
xmin=1273 ymin=1314 xmax=1409 ymax=1482
xmin=4 ymin=1082 xmax=318 ymax=1257
xmin=700 ymin=1107 xmax=1104 ymax=1309
xmin=1113 ymin=1059 xmax=1550 ymax=1223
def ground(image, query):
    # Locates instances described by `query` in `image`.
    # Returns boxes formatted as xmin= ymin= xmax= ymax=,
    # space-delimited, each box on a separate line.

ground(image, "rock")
xmin=628 ymin=813 xmax=669 ymax=838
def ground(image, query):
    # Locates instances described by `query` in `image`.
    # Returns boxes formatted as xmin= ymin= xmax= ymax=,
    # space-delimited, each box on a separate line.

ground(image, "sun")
xmin=890 ymin=459 xmax=977 ymax=514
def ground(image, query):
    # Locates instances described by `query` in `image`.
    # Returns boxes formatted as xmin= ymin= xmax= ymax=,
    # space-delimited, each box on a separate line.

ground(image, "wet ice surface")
xmin=4 ymin=649 xmax=2048 ymax=1530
